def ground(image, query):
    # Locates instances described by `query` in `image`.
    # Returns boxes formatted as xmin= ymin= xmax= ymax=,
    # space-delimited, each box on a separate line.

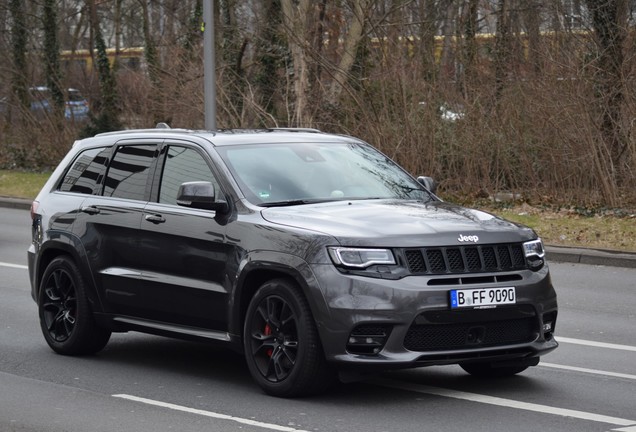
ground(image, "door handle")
xmin=144 ymin=214 xmax=166 ymax=224
xmin=80 ymin=206 xmax=100 ymax=215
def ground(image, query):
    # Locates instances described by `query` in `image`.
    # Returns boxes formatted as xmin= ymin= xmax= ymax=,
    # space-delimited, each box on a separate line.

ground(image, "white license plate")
xmin=450 ymin=287 xmax=516 ymax=309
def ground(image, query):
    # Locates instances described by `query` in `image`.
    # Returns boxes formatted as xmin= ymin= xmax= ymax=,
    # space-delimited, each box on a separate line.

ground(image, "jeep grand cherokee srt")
xmin=28 ymin=127 xmax=558 ymax=397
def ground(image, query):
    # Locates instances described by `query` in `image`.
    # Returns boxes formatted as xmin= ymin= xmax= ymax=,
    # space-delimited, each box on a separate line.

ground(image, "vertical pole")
xmin=203 ymin=0 xmax=216 ymax=130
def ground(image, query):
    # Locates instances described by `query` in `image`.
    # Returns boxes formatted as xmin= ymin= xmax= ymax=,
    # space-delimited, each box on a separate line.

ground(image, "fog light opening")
xmin=527 ymin=256 xmax=545 ymax=270
xmin=543 ymin=322 xmax=553 ymax=333
xmin=542 ymin=311 xmax=557 ymax=339
xmin=346 ymin=325 xmax=392 ymax=356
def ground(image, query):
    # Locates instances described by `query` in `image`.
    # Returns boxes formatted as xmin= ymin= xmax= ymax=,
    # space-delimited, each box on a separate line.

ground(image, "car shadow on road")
xmin=73 ymin=332 xmax=550 ymax=404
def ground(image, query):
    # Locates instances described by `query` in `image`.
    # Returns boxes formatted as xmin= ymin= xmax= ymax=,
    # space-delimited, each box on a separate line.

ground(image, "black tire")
xmin=38 ymin=256 xmax=111 ymax=355
xmin=243 ymin=278 xmax=334 ymax=397
xmin=460 ymin=361 xmax=532 ymax=378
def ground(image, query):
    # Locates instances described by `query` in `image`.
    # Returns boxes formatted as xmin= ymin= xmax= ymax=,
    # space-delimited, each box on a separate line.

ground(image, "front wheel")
xmin=38 ymin=256 xmax=111 ymax=355
xmin=243 ymin=278 xmax=334 ymax=397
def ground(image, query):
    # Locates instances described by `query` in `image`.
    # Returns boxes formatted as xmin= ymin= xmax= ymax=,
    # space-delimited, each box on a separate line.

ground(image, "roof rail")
xmin=267 ymin=127 xmax=322 ymax=133
xmin=95 ymin=127 xmax=191 ymax=137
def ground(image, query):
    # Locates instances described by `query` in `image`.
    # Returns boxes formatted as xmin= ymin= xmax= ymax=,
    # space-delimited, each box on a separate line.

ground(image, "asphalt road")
xmin=1 ymin=206 xmax=635 ymax=432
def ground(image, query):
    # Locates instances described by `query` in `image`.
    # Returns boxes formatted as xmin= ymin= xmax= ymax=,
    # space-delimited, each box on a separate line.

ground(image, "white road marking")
xmin=558 ymin=337 xmax=636 ymax=352
xmin=541 ymin=362 xmax=636 ymax=381
xmin=0 ymin=261 xmax=28 ymax=270
xmin=112 ymin=394 xmax=310 ymax=432
xmin=371 ymin=379 xmax=636 ymax=428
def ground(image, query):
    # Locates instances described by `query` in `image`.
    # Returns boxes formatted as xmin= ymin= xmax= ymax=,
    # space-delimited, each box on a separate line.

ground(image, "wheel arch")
xmin=230 ymin=254 xmax=329 ymax=347
xmin=34 ymin=236 xmax=104 ymax=313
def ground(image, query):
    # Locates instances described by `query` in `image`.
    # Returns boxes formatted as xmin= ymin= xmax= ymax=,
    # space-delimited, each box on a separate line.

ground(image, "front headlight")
xmin=523 ymin=238 xmax=545 ymax=258
xmin=328 ymin=247 xmax=396 ymax=269
xmin=523 ymin=238 xmax=545 ymax=270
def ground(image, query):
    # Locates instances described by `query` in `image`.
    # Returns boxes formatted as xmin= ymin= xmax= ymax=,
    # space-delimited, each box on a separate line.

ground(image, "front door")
xmin=136 ymin=143 xmax=232 ymax=331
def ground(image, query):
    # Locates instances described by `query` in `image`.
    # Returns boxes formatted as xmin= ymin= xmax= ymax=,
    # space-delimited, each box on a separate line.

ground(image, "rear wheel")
xmin=244 ymin=278 xmax=334 ymax=397
xmin=38 ymin=256 xmax=111 ymax=355
xmin=460 ymin=360 xmax=535 ymax=378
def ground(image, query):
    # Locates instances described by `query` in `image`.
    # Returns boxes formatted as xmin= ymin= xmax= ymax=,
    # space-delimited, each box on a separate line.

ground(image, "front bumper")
xmin=310 ymin=264 xmax=558 ymax=370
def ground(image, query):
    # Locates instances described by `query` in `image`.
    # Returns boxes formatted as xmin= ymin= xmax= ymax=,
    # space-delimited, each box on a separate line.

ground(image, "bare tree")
xmin=1 ymin=0 xmax=635 ymax=206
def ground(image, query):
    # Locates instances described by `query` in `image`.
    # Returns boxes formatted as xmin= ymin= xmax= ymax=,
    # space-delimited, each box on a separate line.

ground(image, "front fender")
xmin=229 ymin=250 xmax=331 ymax=343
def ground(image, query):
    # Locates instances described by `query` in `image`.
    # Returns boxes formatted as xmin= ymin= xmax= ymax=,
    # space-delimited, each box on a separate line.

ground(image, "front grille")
xmin=403 ymin=243 xmax=526 ymax=275
xmin=404 ymin=317 xmax=536 ymax=351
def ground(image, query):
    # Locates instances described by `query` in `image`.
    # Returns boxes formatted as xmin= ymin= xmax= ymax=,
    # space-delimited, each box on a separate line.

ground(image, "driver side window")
xmin=159 ymin=146 xmax=218 ymax=205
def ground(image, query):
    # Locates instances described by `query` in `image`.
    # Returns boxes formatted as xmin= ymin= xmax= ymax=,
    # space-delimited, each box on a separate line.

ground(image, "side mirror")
xmin=417 ymin=176 xmax=438 ymax=194
xmin=177 ymin=181 xmax=229 ymax=212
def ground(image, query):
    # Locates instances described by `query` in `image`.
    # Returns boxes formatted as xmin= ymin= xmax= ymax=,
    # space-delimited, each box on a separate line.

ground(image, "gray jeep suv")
xmin=28 ymin=127 xmax=558 ymax=397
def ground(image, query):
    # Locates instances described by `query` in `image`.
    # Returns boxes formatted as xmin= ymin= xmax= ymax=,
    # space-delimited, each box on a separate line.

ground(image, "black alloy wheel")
xmin=41 ymin=265 xmax=77 ymax=343
xmin=38 ymin=256 xmax=111 ymax=355
xmin=244 ymin=278 xmax=334 ymax=397
xmin=249 ymin=294 xmax=299 ymax=382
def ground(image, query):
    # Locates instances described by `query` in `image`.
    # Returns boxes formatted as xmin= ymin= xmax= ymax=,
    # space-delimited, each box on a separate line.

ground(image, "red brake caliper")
xmin=264 ymin=324 xmax=273 ymax=357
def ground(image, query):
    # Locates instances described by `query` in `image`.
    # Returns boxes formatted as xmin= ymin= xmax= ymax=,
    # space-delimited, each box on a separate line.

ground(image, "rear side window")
xmin=59 ymin=147 xmax=110 ymax=194
xmin=103 ymin=144 xmax=157 ymax=200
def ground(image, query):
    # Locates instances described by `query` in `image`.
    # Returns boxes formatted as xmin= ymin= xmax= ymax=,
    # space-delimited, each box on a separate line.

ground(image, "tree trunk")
xmin=43 ymin=0 xmax=64 ymax=122
xmin=82 ymin=0 xmax=121 ymax=136
xmin=325 ymin=0 xmax=372 ymax=107
xmin=586 ymin=0 xmax=629 ymax=195
xmin=439 ymin=0 xmax=456 ymax=83
xmin=280 ymin=0 xmax=311 ymax=126
xmin=220 ymin=0 xmax=247 ymax=124
xmin=523 ymin=0 xmax=542 ymax=75
xmin=9 ymin=0 xmax=29 ymax=118
xmin=419 ymin=0 xmax=438 ymax=82
xmin=140 ymin=0 xmax=165 ymax=123
xmin=182 ymin=0 xmax=203 ymax=57
xmin=254 ymin=0 xmax=286 ymax=123
xmin=461 ymin=0 xmax=479 ymax=95
xmin=494 ymin=0 xmax=512 ymax=101
xmin=114 ymin=0 xmax=123 ymax=69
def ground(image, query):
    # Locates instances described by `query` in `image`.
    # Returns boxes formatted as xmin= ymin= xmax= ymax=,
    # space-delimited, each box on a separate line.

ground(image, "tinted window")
xmin=103 ymin=145 xmax=157 ymax=200
xmin=59 ymin=147 xmax=110 ymax=194
xmin=159 ymin=146 xmax=217 ymax=205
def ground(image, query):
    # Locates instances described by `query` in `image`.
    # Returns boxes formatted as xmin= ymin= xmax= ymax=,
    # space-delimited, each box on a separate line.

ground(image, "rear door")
xmin=74 ymin=141 xmax=160 ymax=316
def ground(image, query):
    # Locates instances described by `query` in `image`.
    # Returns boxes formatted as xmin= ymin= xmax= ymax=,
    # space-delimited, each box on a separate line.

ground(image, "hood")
xmin=261 ymin=200 xmax=536 ymax=247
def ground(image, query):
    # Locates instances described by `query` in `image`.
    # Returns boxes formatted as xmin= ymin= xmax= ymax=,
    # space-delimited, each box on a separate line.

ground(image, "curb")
xmin=1 ymin=197 xmax=635 ymax=269
xmin=545 ymin=245 xmax=636 ymax=269
xmin=0 ymin=196 xmax=31 ymax=210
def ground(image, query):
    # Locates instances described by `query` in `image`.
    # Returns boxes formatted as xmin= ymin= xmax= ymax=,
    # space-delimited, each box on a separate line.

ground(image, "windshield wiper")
xmin=260 ymin=198 xmax=338 ymax=208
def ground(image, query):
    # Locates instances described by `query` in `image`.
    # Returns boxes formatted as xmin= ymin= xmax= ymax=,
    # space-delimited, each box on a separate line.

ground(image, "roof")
xmin=90 ymin=127 xmax=364 ymax=147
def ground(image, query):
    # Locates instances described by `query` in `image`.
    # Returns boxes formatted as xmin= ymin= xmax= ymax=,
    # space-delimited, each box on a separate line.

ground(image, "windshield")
xmin=217 ymin=141 xmax=432 ymax=206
